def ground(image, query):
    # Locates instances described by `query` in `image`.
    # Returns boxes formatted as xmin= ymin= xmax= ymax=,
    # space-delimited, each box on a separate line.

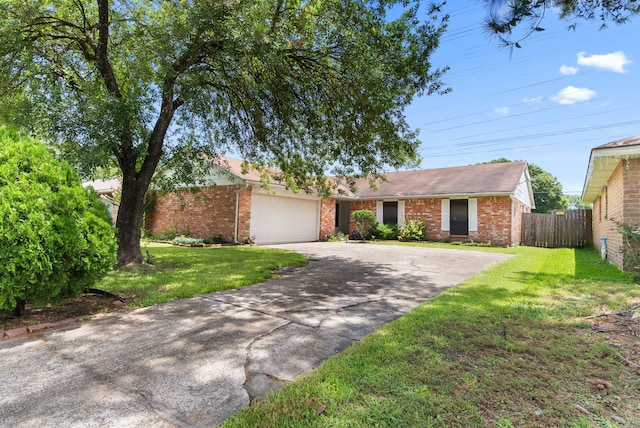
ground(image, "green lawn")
xmin=222 ymin=246 xmax=640 ymax=427
xmin=95 ymin=243 xmax=307 ymax=307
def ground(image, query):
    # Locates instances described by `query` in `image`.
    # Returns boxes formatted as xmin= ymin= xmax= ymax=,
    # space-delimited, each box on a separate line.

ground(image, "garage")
xmin=250 ymin=192 xmax=320 ymax=244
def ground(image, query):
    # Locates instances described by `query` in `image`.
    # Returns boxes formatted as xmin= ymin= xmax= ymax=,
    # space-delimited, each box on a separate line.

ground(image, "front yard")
xmin=222 ymin=245 xmax=640 ymax=427
xmin=1 ymin=243 xmax=306 ymax=332
xmin=3 ymin=242 xmax=639 ymax=426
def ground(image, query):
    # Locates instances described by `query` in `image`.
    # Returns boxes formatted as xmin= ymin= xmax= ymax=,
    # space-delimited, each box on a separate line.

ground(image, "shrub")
xmin=352 ymin=210 xmax=377 ymax=240
xmin=172 ymin=236 xmax=204 ymax=247
xmin=613 ymin=220 xmax=640 ymax=273
xmin=374 ymin=223 xmax=398 ymax=240
xmin=327 ymin=231 xmax=349 ymax=242
xmin=0 ymin=127 xmax=117 ymax=316
xmin=161 ymin=223 xmax=179 ymax=240
xmin=204 ymin=234 xmax=230 ymax=245
xmin=399 ymin=219 xmax=428 ymax=241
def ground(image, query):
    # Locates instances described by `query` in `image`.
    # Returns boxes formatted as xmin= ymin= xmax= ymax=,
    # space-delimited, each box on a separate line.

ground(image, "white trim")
xmin=397 ymin=200 xmax=405 ymax=228
xmin=468 ymin=198 xmax=478 ymax=232
xmin=376 ymin=201 xmax=384 ymax=224
xmin=441 ymin=199 xmax=450 ymax=231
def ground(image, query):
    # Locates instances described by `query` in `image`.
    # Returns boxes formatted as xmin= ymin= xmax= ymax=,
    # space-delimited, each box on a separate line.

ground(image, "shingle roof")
xmin=217 ymin=156 xmax=266 ymax=183
xmin=582 ymin=135 xmax=640 ymax=202
xmin=219 ymin=156 xmax=528 ymax=198
xmin=593 ymin=135 xmax=640 ymax=150
xmin=341 ymin=161 xmax=528 ymax=198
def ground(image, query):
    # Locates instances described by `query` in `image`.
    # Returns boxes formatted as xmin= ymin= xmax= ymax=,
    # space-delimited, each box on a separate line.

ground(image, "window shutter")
xmin=441 ymin=199 xmax=450 ymax=231
xmin=397 ymin=201 xmax=405 ymax=228
xmin=469 ymin=198 xmax=478 ymax=232
xmin=376 ymin=201 xmax=383 ymax=224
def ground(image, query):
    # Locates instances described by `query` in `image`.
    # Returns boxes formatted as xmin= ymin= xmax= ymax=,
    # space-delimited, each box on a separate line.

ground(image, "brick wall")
xmin=404 ymin=198 xmax=444 ymax=240
xmin=319 ymin=198 xmax=336 ymax=240
xmin=346 ymin=196 xmax=518 ymax=246
xmin=592 ymin=158 xmax=640 ymax=270
xmin=511 ymin=198 xmax=531 ymax=246
xmin=145 ymin=185 xmax=252 ymax=242
xmin=592 ymin=161 xmax=624 ymax=268
xmin=474 ymin=196 xmax=514 ymax=246
xmin=623 ymin=158 xmax=640 ymax=225
xmin=348 ymin=200 xmax=377 ymax=233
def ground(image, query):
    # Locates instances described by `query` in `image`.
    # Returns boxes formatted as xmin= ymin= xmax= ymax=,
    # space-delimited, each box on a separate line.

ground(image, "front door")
xmin=450 ymin=199 xmax=468 ymax=235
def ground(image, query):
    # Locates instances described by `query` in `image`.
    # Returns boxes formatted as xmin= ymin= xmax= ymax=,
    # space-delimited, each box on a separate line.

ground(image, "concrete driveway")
xmin=0 ymin=242 xmax=510 ymax=427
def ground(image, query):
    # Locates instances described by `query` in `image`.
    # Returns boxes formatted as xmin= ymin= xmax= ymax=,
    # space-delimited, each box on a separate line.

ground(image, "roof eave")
xmin=581 ymin=146 xmax=640 ymax=202
xmin=337 ymin=191 xmax=515 ymax=201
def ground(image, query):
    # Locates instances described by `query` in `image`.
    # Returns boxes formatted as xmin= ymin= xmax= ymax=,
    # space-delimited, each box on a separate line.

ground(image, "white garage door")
xmin=250 ymin=193 xmax=320 ymax=244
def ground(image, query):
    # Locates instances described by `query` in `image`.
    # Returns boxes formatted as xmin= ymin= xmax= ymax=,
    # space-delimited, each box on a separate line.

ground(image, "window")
xmin=377 ymin=200 xmax=405 ymax=227
xmin=605 ymin=186 xmax=608 ymax=220
xmin=383 ymin=201 xmax=398 ymax=224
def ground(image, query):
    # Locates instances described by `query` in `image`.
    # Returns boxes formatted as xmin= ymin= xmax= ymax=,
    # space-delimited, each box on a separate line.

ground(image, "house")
xmin=329 ymin=161 xmax=534 ymax=246
xmin=146 ymin=157 xmax=324 ymax=244
xmin=582 ymin=136 xmax=640 ymax=270
xmin=146 ymin=158 xmax=535 ymax=246
xmin=83 ymin=177 xmax=121 ymax=224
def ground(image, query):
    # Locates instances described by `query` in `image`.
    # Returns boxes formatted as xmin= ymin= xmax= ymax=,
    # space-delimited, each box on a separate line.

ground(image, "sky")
xmin=404 ymin=1 xmax=640 ymax=197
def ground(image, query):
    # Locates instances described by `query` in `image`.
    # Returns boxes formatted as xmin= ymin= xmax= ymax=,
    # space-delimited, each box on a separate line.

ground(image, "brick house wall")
xmin=343 ymin=195 xmax=522 ymax=246
xmin=511 ymin=198 xmax=531 ymax=246
xmin=404 ymin=198 xmax=444 ymax=241
xmin=474 ymin=196 xmax=515 ymax=246
xmin=319 ymin=198 xmax=336 ymax=240
xmin=145 ymin=185 xmax=252 ymax=243
xmin=592 ymin=158 xmax=640 ymax=269
xmin=348 ymin=200 xmax=377 ymax=233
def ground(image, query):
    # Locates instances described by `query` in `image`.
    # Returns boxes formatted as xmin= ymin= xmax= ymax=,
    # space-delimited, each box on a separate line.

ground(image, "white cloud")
xmin=523 ymin=96 xmax=544 ymax=103
xmin=577 ymin=51 xmax=632 ymax=73
xmin=494 ymin=106 xmax=510 ymax=115
xmin=559 ymin=65 xmax=579 ymax=75
xmin=551 ymin=86 xmax=597 ymax=105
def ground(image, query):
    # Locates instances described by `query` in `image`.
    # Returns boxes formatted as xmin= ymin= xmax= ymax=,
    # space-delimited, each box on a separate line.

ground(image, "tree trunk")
xmin=115 ymin=173 xmax=149 ymax=266
xmin=12 ymin=299 xmax=26 ymax=318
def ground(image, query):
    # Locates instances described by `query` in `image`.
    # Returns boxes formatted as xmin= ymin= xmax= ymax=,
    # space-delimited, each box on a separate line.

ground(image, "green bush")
xmin=399 ymin=219 xmax=428 ymax=242
xmin=373 ymin=223 xmax=398 ymax=240
xmin=352 ymin=210 xmax=377 ymax=240
xmin=0 ymin=127 xmax=117 ymax=316
xmin=172 ymin=236 xmax=204 ymax=247
xmin=326 ymin=231 xmax=349 ymax=242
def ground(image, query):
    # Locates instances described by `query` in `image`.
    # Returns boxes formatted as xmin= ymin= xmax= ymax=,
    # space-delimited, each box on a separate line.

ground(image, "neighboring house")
xmin=582 ymin=136 xmax=640 ymax=270
xmin=146 ymin=158 xmax=535 ymax=246
xmin=83 ymin=177 xmax=121 ymax=224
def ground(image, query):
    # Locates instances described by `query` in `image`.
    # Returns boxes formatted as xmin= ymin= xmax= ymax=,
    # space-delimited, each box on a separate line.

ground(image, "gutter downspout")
xmin=510 ymin=195 xmax=515 ymax=247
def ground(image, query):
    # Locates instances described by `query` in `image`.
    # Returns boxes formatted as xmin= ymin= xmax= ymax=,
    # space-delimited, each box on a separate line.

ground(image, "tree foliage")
xmin=0 ymin=127 xmax=116 ymax=317
xmin=527 ymin=163 xmax=568 ymax=213
xmin=484 ymin=0 xmax=640 ymax=49
xmin=567 ymin=194 xmax=592 ymax=210
xmin=479 ymin=158 xmax=568 ymax=213
xmin=0 ymin=0 xmax=449 ymax=265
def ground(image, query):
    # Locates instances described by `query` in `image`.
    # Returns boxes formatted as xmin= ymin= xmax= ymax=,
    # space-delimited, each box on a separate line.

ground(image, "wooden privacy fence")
xmin=521 ymin=209 xmax=592 ymax=248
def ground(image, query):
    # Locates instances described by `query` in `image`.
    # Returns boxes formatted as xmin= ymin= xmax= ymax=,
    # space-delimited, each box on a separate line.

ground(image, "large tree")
xmin=527 ymin=163 xmax=568 ymax=213
xmin=0 ymin=1 xmax=449 ymax=265
xmin=484 ymin=0 xmax=640 ymax=49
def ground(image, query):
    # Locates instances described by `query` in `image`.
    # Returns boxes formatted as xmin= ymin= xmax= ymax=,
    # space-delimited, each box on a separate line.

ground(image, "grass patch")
xmin=96 ymin=243 xmax=307 ymax=307
xmin=222 ymin=246 xmax=640 ymax=427
xmin=372 ymin=240 xmax=519 ymax=254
